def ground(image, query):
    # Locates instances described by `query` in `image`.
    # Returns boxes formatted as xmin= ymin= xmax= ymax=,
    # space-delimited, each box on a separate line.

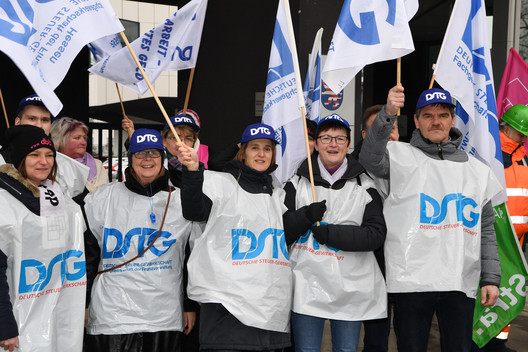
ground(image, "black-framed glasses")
xmin=167 ymin=136 xmax=195 ymax=144
xmin=317 ymin=135 xmax=349 ymax=144
xmin=134 ymin=150 xmax=162 ymax=159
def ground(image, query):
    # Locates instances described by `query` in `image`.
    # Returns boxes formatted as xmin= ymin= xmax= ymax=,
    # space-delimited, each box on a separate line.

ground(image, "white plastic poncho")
xmin=55 ymin=152 xmax=90 ymax=198
xmin=84 ymin=182 xmax=192 ymax=335
xmin=187 ymin=171 xmax=292 ymax=333
xmin=0 ymin=179 xmax=86 ymax=352
xmin=384 ymin=142 xmax=503 ymax=298
xmin=288 ymin=174 xmax=387 ymax=321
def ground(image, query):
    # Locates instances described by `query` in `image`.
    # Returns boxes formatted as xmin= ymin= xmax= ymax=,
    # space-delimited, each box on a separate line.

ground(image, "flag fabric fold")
xmin=262 ymin=0 xmax=306 ymax=186
xmin=496 ymin=47 xmax=528 ymax=117
xmin=0 ymin=0 xmax=123 ymax=116
xmin=433 ymin=0 xmax=506 ymax=205
xmin=304 ymin=28 xmax=323 ymax=123
xmin=88 ymin=34 xmax=123 ymax=62
xmin=322 ymin=0 xmax=416 ymax=94
xmin=89 ymin=0 xmax=207 ymax=95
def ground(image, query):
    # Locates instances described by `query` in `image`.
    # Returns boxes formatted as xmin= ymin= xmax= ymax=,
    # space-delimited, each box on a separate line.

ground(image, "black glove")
xmin=305 ymin=200 xmax=327 ymax=223
xmin=311 ymin=225 xmax=329 ymax=244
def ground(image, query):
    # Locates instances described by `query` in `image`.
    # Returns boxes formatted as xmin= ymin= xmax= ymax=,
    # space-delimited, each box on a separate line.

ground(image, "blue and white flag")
xmin=88 ymin=34 xmax=122 ymax=62
xmin=89 ymin=0 xmax=207 ymax=95
xmin=0 ymin=0 xmax=123 ymax=116
xmin=304 ymin=28 xmax=323 ymax=123
xmin=322 ymin=0 xmax=417 ymax=94
xmin=434 ymin=0 xmax=506 ymax=204
xmin=262 ymin=0 xmax=306 ymax=186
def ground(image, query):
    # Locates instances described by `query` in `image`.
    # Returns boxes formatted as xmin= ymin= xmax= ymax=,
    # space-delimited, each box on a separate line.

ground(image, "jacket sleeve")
xmin=0 ymin=250 xmax=18 ymax=341
xmin=323 ymin=188 xmax=387 ymax=251
xmin=181 ymin=163 xmax=213 ymax=222
xmin=480 ymin=200 xmax=501 ymax=287
xmin=358 ymin=107 xmax=395 ymax=179
xmin=282 ymin=180 xmax=318 ymax=245
xmin=84 ymin=227 xmax=100 ymax=308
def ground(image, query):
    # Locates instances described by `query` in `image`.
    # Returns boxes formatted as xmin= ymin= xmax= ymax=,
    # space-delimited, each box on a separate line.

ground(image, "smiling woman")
xmin=51 ymin=117 xmax=108 ymax=194
xmin=83 ymin=128 xmax=195 ymax=352
xmin=0 ymin=125 xmax=86 ymax=352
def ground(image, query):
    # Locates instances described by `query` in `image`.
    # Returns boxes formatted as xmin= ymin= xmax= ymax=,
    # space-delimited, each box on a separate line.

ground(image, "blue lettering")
xmin=231 ymin=228 xmax=288 ymax=260
xmin=102 ymin=227 xmax=176 ymax=259
xmin=19 ymin=250 xmax=86 ymax=294
xmin=420 ymin=193 xmax=480 ymax=228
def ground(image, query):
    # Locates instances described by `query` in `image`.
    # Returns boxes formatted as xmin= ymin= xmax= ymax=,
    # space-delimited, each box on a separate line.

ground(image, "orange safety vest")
xmin=501 ymin=131 xmax=528 ymax=246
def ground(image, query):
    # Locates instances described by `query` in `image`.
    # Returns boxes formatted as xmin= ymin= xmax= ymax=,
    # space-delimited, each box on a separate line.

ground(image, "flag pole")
xmin=182 ymin=67 xmax=195 ymax=114
xmin=115 ymin=83 xmax=135 ymax=137
xmin=397 ymin=57 xmax=401 ymax=116
xmin=429 ymin=64 xmax=436 ymax=89
xmin=119 ymin=32 xmax=182 ymax=144
xmin=0 ymin=87 xmax=9 ymax=128
xmin=283 ymin=0 xmax=318 ymax=205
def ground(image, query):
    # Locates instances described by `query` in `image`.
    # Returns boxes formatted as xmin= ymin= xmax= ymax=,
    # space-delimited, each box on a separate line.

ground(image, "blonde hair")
xmin=50 ymin=117 xmax=89 ymax=151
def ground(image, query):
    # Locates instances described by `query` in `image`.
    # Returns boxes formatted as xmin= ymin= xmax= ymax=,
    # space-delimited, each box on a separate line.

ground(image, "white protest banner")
xmin=0 ymin=0 xmax=123 ymax=116
xmin=304 ymin=28 xmax=323 ymax=123
xmin=262 ymin=0 xmax=306 ymax=186
xmin=322 ymin=0 xmax=416 ymax=94
xmin=89 ymin=0 xmax=207 ymax=95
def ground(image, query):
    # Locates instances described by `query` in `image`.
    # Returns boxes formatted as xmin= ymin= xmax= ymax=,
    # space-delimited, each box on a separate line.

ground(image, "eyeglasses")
xmin=134 ymin=150 xmax=162 ymax=159
xmin=167 ymin=136 xmax=195 ymax=144
xmin=317 ymin=135 xmax=349 ymax=144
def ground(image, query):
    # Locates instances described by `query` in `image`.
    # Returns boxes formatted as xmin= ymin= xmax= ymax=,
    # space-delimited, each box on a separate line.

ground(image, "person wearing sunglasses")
xmin=83 ymin=129 xmax=195 ymax=352
xmin=284 ymin=114 xmax=388 ymax=352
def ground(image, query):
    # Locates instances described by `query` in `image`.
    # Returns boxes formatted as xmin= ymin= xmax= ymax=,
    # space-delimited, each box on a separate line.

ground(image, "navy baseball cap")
xmin=129 ymin=129 xmax=164 ymax=153
xmin=164 ymin=114 xmax=200 ymax=132
xmin=317 ymin=113 xmax=351 ymax=132
xmin=241 ymin=123 xmax=277 ymax=144
xmin=416 ymin=88 xmax=455 ymax=110
xmin=16 ymin=94 xmax=46 ymax=115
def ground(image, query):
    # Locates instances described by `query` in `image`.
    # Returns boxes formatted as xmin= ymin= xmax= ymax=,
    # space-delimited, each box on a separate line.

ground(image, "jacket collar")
xmin=500 ymin=130 xmax=526 ymax=162
xmin=296 ymin=152 xmax=365 ymax=187
xmin=124 ymin=167 xmax=171 ymax=196
xmin=0 ymin=164 xmax=40 ymax=214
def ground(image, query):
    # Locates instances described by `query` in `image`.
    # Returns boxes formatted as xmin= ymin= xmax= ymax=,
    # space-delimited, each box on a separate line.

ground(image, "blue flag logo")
xmin=267 ymin=20 xmax=294 ymax=85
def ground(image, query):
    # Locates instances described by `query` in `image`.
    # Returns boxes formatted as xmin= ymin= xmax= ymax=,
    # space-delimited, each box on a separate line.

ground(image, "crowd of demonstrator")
xmin=0 ymin=85 xmax=509 ymax=352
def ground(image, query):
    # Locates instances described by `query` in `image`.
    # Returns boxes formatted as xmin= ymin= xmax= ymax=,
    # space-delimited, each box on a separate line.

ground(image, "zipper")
xmin=437 ymin=144 xmax=444 ymax=160
xmin=0 ymin=177 xmax=22 ymax=196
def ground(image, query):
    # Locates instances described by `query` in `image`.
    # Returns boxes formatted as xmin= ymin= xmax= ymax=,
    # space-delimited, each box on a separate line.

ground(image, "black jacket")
xmin=284 ymin=153 xmax=387 ymax=253
xmin=0 ymin=164 xmax=43 ymax=341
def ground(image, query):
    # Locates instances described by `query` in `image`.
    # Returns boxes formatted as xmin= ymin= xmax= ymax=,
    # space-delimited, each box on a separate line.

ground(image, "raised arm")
xmin=359 ymin=85 xmax=404 ymax=179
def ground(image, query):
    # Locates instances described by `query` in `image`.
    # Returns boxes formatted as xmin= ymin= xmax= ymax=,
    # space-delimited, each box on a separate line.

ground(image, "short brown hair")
xmin=234 ymin=141 xmax=277 ymax=170
xmin=361 ymin=105 xmax=383 ymax=132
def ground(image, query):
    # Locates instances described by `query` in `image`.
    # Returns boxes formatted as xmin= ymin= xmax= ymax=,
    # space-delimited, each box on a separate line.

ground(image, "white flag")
xmin=88 ymin=34 xmax=122 ymax=62
xmin=304 ymin=28 xmax=323 ymax=123
xmin=0 ymin=0 xmax=123 ymax=116
xmin=262 ymin=0 xmax=306 ymax=186
xmin=434 ymin=0 xmax=506 ymax=204
xmin=89 ymin=0 xmax=207 ymax=95
xmin=322 ymin=0 xmax=416 ymax=94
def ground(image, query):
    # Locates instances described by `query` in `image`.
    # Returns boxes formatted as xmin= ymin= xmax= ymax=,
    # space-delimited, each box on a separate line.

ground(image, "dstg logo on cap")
xmin=317 ymin=113 xmax=351 ymax=132
xmin=425 ymin=91 xmax=447 ymax=101
xmin=241 ymin=123 xmax=277 ymax=144
xmin=173 ymin=116 xmax=193 ymax=125
xmin=250 ymin=126 xmax=271 ymax=136
xmin=136 ymin=134 xmax=158 ymax=143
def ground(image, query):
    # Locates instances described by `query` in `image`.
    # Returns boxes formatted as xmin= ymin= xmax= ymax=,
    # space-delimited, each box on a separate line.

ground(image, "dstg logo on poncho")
xmin=420 ymin=193 xmax=480 ymax=227
xmin=19 ymin=250 xmax=85 ymax=293
xmin=103 ymin=227 xmax=175 ymax=258
xmin=231 ymin=228 xmax=289 ymax=260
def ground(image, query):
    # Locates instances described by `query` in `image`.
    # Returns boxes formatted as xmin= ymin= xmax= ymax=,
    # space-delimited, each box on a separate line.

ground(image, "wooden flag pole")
xmin=429 ymin=74 xmax=436 ymax=89
xmin=119 ymin=32 xmax=182 ymax=144
xmin=115 ymin=83 xmax=135 ymax=137
xmin=182 ymin=67 xmax=195 ymax=114
xmin=397 ymin=57 xmax=401 ymax=116
xmin=300 ymin=106 xmax=318 ymax=205
xmin=0 ymin=87 xmax=9 ymax=128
